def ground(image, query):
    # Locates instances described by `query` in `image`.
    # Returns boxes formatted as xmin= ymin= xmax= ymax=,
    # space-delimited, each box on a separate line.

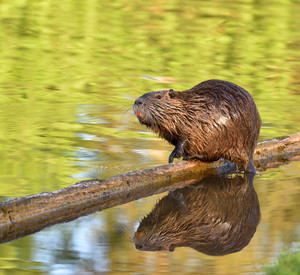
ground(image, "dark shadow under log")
xmin=0 ymin=133 xmax=299 ymax=243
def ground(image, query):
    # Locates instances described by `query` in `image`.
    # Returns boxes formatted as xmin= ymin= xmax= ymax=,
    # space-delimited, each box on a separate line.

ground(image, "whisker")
xmin=120 ymin=107 xmax=135 ymax=124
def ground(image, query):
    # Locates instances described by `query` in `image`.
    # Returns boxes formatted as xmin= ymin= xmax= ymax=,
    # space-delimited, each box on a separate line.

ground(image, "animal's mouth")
xmin=133 ymin=103 xmax=146 ymax=124
xmin=136 ymin=110 xmax=143 ymax=119
xmin=133 ymin=103 xmax=153 ymax=128
xmin=133 ymin=108 xmax=144 ymax=123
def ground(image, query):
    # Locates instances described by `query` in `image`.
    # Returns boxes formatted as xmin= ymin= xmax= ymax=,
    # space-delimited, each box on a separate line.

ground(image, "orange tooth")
xmin=137 ymin=110 xmax=143 ymax=118
xmin=136 ymin=230 xmax=143 ymax=239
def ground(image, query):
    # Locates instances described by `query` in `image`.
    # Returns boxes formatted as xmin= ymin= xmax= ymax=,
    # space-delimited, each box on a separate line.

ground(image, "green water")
xmin=0 ymin=0 xmax=300 ymax=274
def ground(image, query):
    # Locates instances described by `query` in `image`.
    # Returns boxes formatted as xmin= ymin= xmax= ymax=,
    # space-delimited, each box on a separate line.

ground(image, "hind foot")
xmin=245 ymin=158 xmax=256 ymax=173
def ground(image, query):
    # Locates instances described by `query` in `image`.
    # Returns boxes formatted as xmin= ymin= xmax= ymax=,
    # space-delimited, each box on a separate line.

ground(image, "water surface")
xmin=0 ymin=0 xmax=300 ymax=274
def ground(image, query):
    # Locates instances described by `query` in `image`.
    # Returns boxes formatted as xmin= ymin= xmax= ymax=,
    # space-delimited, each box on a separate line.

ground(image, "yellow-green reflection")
xmin=0 ymin=0 xmax=299 ymax=274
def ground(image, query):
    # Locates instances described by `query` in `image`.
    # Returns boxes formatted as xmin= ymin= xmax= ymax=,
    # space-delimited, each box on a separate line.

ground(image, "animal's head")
xmin=133 ymin=89 xmax=187 ymax=139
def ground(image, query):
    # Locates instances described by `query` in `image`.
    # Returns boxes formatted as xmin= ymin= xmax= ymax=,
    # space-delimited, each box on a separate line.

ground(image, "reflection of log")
xmin=0 ymin=133 xmax=300 ymax=243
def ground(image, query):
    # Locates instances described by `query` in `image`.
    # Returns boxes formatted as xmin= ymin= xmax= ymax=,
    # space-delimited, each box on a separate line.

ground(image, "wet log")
xmin=0 ymin=133 xmax=299 ymax=243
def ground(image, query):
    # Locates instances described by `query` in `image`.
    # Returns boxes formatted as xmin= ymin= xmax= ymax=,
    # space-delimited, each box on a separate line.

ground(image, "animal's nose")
xmin=134 ymin=99 xmax=143 ymax=106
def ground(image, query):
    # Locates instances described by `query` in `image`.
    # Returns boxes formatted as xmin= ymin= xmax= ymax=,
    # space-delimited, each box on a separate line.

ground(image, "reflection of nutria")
xmin=133 ymin=80 xmax=261 ymax=172
xmin=134 ymin=174 xmax=260 ymax=255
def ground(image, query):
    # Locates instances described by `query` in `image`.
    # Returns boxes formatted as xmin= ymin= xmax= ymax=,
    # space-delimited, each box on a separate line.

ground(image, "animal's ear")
xmin=168 ymin=89 xmax=176 ymax=99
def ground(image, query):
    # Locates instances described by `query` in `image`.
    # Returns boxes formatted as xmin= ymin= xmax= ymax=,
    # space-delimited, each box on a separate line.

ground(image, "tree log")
xmin=0 ymin=133 xmax=299 ymax=243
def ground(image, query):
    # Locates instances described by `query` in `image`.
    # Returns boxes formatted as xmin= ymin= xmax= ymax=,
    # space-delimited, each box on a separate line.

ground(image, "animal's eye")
xmin=156 ymin=95 xmax=162 ymax=99
xmin=169 ymin=89 xmax=176 ymax=99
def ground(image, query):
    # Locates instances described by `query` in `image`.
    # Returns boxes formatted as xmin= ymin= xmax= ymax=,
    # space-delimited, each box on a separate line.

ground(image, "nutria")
xmin=134 ymin=173 xmax=260 ymax=255
xmin=133 ymin=79 xmax=261 ymax=172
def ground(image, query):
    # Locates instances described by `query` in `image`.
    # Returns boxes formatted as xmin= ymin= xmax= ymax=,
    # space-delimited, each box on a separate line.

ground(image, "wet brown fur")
xmin=133 ymin=79 xmax=261 ymax=171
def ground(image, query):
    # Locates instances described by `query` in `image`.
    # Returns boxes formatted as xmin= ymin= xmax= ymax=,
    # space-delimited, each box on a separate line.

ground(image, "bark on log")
xmin=0 ymin=133 xmax=300 ymax=243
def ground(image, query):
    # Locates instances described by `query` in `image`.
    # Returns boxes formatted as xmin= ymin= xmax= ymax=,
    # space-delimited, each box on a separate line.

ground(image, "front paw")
xmin=168 ymin=140 xmax=186 ymax=163
xmin=168 ymin=151 xmax=176 ymax=163
xmin=168 ymin=149 xmax=184 ymax=163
